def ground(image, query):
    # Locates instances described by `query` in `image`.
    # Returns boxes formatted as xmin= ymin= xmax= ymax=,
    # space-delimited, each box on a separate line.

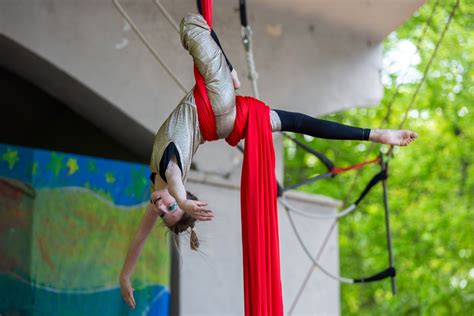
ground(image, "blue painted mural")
xmin=0 ymin=144 xmax=170 ymax=315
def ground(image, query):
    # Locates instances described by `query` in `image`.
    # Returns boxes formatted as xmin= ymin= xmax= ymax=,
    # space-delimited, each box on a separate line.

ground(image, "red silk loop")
xmin=224 ymin=96 xmax=249 ymax=146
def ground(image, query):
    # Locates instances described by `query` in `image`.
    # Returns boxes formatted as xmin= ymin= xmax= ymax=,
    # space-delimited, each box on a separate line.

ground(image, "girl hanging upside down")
xmin=119 ymin=13 xmax=417 ymax=309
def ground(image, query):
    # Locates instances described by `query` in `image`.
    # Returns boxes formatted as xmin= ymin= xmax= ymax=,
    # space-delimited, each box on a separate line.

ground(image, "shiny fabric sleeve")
xmin=180 ymin=13 xmax=236 ymax=139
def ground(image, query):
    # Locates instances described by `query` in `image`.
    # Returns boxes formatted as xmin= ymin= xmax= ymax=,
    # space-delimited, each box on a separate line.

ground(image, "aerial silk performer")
xmin=119 ymin=3 xmax=418 ymax=315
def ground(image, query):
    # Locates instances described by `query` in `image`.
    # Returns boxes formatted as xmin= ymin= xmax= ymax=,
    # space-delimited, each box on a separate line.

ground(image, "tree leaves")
xmin=284 ymin=1 xmax=474 ymax=314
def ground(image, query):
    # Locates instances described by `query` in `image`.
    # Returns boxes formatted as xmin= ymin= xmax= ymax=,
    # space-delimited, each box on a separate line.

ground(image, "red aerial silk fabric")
xmin=193 ymin=1 xmax=284 ymax=315
xmin=226 ymin=96 xmax=284 ymax=316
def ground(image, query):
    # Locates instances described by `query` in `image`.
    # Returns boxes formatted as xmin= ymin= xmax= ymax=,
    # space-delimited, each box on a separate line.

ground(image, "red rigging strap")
xmin=330 ymin=157 xmax=381 ymax=175
xmin=193 ymin=1 xmax=284 ymax=315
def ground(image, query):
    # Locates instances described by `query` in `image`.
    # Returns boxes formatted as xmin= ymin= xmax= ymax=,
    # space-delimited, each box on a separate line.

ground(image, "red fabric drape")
xmin=226 ymin=97 xmax=284 ymax=316
xmin=192 ymin=1 xmax=284 ymax=315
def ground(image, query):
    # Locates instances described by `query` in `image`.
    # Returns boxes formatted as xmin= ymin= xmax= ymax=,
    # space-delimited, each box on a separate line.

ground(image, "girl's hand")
xmin=120 ymin=276 xmax=136 ymax=309
xmin=178 ymin=199 xmax=214 ymax=221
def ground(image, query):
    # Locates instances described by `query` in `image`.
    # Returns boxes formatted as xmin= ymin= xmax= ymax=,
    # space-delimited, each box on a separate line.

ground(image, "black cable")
xmin=239 ymin=0 xmax=248 ymax=27
xmin=353 ymin=169 xmax=387 ymax=205
xmin=196 ymin=0 xmax=202 ymax=15
xmin=353 ymin=267 xmax=396 ymax=283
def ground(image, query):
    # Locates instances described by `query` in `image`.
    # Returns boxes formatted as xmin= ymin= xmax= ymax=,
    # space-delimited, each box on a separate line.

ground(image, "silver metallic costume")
xmin=150 ymin=14 xmax=281 ymax=183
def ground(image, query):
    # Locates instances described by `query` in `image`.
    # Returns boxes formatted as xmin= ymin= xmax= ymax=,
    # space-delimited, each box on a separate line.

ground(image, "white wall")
xmin=182 ymin=173 xmax=341 ymax=316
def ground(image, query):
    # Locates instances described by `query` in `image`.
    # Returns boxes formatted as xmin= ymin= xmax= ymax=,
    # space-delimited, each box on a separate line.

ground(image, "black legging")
xmin=274 ymin=109 xmax=370 ymax=141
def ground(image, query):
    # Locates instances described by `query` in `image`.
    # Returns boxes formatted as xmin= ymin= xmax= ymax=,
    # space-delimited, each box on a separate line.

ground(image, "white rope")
xmin=112 ymin=0 xmax=187 ymax=94
xmin=153 ymin=0 xmax=180 ymax=33
xmin=241 ymin=26 xmax=260 ymax=99
xmin=279 ymin=195 xmax=357 ymax=219
xmin=287 ymin=219 xmax=338 ymax=315
xmin=284 ymin=208 xmax=354 ymax=284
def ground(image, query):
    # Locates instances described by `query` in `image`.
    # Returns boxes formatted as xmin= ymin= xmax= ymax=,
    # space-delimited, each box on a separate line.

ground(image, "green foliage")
xmin=284 ymin=1 xmax=474 ymax=314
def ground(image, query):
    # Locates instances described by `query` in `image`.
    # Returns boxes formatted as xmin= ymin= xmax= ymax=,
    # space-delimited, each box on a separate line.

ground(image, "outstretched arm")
xmin=119 ymin=202 xmax=161 ymax=309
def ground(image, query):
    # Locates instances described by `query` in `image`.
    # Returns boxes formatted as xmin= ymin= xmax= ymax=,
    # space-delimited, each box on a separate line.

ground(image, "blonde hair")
xmin=190 ymin=225 xmax=200 ymax=251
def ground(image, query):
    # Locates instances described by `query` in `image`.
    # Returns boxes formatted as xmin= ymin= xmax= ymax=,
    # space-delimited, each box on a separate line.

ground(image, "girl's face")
xmin=152 ymin=191 xmax=184 ymax=227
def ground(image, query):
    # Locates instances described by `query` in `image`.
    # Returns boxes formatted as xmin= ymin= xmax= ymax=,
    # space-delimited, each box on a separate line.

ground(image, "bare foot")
xmin=369 ymin=129 xmax=418 ymax=146
xmin=231 ymin=69 xmax=241 ymax=90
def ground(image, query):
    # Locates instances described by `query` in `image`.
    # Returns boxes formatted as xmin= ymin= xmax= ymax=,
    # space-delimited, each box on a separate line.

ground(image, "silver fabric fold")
xmin=180 ymin=13 xmax=236 ymax=139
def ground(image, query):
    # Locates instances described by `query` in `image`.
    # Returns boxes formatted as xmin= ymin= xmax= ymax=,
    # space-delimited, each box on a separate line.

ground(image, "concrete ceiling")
xmin=257 ymin=0 xmax=425 ymax=42
xmin=0 ymin=0 xmax=427 ymax=161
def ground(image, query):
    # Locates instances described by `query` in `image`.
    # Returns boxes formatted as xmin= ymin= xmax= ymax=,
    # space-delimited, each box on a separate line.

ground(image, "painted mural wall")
xmin=0 ymin=144 xmax=170 ymax=315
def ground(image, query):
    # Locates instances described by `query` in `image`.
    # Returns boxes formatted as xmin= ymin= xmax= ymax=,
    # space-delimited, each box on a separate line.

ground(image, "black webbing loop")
xmin=353 ymin=267 xmax=396 ymax=283
xmin=284 ymin=134 xmax=335 ymax=171
xmin=353 ymin=169 xmax=388 ymax=205
xmin=239 ymin=0 xmax=248 ymax=27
